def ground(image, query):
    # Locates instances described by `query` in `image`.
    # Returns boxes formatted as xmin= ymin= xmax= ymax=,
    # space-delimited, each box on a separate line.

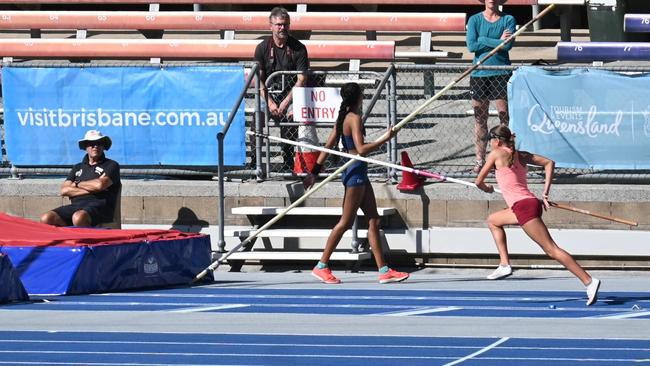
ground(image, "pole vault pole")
xmin=251 ymin=131 xmax=639 ymax=227
xmin=248 ymin=130 xmax=486 ymax=191
xmin=548 ymin=202 xmax=638 ymax=226
xmin=192 ymin=4 xmax=557 ymax=282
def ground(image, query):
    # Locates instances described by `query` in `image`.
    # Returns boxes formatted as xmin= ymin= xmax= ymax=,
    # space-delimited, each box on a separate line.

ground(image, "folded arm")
xmin=60 ymin=176 xmax=113 ymax=198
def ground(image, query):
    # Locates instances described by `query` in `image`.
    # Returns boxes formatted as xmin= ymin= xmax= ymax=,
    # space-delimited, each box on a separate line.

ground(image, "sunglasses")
xmin=84 ymin=142 xmax=105 ymax=148
xmin=487 ymin=132 xmax=507 ymax=141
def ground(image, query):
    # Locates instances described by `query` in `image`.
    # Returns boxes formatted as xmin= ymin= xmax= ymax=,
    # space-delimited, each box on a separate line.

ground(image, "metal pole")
xmin=217 ymin=132 xmax=226 ymax=253
xmin=532 ymin=5 xmax=541 ymax=32
xmin=254 ymin=66 xmax=263 ymax=182
xmin=217 ymin=63 xmax=258 ymax=253
xmin=388 ymin=67 xmax=398 ymax=183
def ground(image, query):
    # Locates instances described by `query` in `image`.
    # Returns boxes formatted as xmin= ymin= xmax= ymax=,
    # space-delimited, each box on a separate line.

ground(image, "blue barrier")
xmin=624 ymin=14 xmax=650 ymax=33
xmin=2 ymin=66 xmax=247 ymax=166
xmin=557 ymin=41 xmax=650 ymax=62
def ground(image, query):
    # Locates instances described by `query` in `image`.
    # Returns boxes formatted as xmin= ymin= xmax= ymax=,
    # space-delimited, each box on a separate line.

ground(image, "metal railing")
xmin=258 ymin=69 xmax=394 ymax=180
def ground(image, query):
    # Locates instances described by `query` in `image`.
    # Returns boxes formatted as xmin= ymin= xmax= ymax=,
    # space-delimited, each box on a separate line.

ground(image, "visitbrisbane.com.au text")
xmin=15 ymin=108 xmax=234 ymax=128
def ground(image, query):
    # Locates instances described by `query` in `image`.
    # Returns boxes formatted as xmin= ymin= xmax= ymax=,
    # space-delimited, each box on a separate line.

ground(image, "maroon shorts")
xmin=511 ymin=198 xmax=543 ymax=226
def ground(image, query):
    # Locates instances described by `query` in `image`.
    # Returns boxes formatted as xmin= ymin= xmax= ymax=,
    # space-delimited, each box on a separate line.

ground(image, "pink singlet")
xmin=494 ymin=149 xmax=542 ymax=225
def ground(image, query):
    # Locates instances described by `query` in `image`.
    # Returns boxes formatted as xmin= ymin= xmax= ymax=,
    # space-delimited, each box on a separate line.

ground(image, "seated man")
xmin=41 ymin=130 xmax=121 ymax=227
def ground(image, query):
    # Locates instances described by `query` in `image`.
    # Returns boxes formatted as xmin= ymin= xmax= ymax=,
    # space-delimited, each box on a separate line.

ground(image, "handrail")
xmin=216 ymin=62 xmax=261 ymax=252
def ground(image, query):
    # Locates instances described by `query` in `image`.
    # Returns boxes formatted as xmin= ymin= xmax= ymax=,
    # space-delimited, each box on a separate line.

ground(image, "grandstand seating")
xmin=0 ymin=1 xmax=580 ymax=62
xmin=0 ymin=11 xmax=465 ymax=33
xmin=624 ymin=14 xmax=650 ymax=33
xmin=0 ymin=2 xmax=588 ymax=68
xmin=557 ymin=41 xmax=650 ymax=62
xmin=0 ymin=38 xmax=396 ymax=60
xmin=558 ymin=11 xmax=650 ymax=62
xmin=0 ymin=10 xmax=465 ymax=58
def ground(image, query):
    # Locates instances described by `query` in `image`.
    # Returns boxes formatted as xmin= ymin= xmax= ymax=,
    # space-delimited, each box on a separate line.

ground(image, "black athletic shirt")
xmin=66 ymin=154 xmax=121 ymax=214
xmin=254 ymin=35 xmax=309 ymax=89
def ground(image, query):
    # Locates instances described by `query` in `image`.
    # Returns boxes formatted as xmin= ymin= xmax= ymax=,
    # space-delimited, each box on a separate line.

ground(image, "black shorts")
xmin=470 ymin=74 xmax=511 ymax=101
xmin=52 ymin=200 xmax=113 ymax=226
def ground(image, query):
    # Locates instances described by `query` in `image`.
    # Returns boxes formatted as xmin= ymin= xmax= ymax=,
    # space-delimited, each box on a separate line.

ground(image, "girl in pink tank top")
xmin=474 ymin=125 xmax=600 ymax=306
xmin=493 ymin=148 xmax=536 ymax=208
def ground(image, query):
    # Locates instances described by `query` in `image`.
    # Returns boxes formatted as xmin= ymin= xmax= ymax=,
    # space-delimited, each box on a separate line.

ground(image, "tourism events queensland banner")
xmin=508 ymin=67 xmax=650 ymax=169
xmin=2 ymin=66 xmax=246 ymax=166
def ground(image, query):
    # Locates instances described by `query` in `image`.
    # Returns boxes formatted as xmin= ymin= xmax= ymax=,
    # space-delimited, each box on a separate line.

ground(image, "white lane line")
xmin=443 ymin=337 xmax=510 ymax=366
xmin=0 ymin=357 xmax=639 ymax=364
xmin=478 ymin=356 xmax=640 ymax=362
xmin=376 ymin=306 xmax=462 ymax=316
xmin=96 ymin=292 xmax=575 ymax=302
xmin=0 ymin=350 xmax=455 ymax=360
xmin=0 ymin=338 xmax=492 ymax=351
xmin=167 ymin=304 xmax=250 ymax=313
xmin=25 ymin=300 xmax=618 ymax=313
xmin=1 ymin=339 xmax=647 ymax=352
xmin=591 ymin=310 xmax=650 ymax=319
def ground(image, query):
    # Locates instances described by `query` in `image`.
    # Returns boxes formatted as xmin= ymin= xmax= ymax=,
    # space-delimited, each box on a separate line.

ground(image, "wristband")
xmin=311 ymin=163 xmax=323 ymax=176
xmin=75 ymin=181 xmax=79 ymax=188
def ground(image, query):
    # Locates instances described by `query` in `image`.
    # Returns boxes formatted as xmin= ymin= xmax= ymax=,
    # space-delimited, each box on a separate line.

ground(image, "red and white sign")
xmin=292 ymin=87 xmax=342 ymax=123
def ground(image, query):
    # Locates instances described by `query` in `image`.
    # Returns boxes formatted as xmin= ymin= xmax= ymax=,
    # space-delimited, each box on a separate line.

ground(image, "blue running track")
xmin=0 ymin=331 xmax=648 ymax=366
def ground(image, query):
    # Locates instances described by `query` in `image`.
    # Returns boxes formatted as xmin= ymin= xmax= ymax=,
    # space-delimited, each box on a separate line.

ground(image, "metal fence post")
xmin=388 ymin=65 xmax=399 ymax=183
xmin=216 ymin=132 xmax=226 ymax=253
xmin=254 ymin=65 xmax=264 ymax=182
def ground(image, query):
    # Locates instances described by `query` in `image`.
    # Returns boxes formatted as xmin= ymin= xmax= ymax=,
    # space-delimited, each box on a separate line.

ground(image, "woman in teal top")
xmin=466 ymin=0 xmax=516 ymax=173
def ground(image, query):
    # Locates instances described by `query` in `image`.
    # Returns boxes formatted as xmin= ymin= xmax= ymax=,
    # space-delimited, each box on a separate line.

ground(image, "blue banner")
xmin=508 ymin=67 xmax=650 ymax=169
xmin=2 ymin=66 xmax=246 ymax=166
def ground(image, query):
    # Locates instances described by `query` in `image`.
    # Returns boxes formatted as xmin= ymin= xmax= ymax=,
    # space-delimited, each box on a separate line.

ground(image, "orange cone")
xmin=396 ymin=151 xmax=425 ymax=191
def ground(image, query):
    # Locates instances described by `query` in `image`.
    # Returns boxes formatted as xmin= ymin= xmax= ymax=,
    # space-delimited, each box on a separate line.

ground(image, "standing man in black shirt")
xmin=41 ymin=130 xmax=121 ymax=227
xmin=254 ymin=6 xmax=309 ymax=171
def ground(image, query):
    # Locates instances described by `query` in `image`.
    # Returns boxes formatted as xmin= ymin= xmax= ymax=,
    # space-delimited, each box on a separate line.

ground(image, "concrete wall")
xmin=2 ymin=178 xmax=649 ymax=267
xmin=2 ymin=178 xmax=648 ymax=229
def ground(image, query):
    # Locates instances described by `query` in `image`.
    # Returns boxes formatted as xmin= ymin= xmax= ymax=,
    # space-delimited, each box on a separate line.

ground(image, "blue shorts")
xmin=342 ymin=160 xmax=370 ymax=187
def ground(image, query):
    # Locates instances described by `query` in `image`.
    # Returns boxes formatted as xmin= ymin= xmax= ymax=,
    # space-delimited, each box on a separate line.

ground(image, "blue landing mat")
xmin=0 ymin=254 xmax=28 ymax=303
xmin=1 ymin=236 xmax=211 ymax=295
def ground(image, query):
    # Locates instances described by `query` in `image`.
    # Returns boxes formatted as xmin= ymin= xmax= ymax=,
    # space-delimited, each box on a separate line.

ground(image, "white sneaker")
xmin=486 ymin=265 xmax=512 ymax=280
xmin=586 ymin=278 xmax=601 ymax=306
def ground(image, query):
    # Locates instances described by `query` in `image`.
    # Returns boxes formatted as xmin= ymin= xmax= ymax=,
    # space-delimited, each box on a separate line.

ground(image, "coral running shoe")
xmin=378 ymin=269 xmax=409 ymax=284
xmin=311 ymin=267 xmax=341 ymax=284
